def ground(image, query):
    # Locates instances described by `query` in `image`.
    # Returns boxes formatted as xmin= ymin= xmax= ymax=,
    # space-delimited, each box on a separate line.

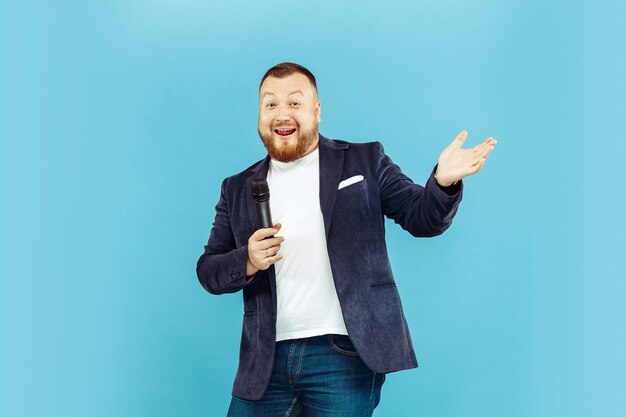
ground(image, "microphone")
xmin=251 ymin=178 xmax=273 ymax=229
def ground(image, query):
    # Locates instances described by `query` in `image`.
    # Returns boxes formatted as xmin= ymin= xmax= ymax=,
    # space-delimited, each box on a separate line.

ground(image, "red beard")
xmin=258 ymin=125 xmax=319 ymax=163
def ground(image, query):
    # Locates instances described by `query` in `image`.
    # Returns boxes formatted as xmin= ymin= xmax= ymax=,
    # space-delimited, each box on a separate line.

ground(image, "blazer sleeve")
xmin=374 ymin=141 xmax=463 ymax=237
xmin=196 ymin=177 xmax=253 ymax=295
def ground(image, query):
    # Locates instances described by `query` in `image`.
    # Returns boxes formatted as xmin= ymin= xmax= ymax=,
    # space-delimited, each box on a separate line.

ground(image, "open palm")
xmin=435 ymin=130 xmax=497 ymax=186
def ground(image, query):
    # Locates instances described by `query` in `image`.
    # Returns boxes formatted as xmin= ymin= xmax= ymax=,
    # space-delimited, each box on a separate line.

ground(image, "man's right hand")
xmin=246 ymin=223 xmax=284 ymax=279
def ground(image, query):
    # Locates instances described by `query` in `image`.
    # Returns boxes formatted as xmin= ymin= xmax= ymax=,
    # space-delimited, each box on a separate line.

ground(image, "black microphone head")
xmin=251 ymin=178 xmax=270 ymax=202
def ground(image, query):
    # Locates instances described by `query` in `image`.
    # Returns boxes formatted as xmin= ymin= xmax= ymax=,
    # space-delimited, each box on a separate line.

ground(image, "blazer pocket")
xmin=370 ymin=281 xmax=397 ymax=288
xmin=338 ymin=175 xmax=364 ymax=190
xmin=338 ymin=178 xmax=367 ymax=196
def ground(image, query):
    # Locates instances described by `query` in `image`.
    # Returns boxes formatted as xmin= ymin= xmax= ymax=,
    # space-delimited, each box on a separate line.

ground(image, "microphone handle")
xmin=254 ymin=201 xmax=274 ymax=230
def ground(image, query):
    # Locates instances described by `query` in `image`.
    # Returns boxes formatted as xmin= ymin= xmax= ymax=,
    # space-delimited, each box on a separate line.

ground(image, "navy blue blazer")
xmin=196 ymin=134 xmax=463 ymax=400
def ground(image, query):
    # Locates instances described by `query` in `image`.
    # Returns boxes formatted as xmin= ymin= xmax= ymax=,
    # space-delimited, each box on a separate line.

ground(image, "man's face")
xmin=258 ymin=73 xmax=321 ymax=162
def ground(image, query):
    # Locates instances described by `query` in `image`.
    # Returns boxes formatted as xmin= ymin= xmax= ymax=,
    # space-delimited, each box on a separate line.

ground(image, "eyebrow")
xmin=262 ymin=90 xmax=304 ymax=98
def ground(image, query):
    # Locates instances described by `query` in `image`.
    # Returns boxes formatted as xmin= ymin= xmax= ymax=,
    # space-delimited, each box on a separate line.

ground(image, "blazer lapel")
xmin=318 ymin=134 xmax=348 ymax=238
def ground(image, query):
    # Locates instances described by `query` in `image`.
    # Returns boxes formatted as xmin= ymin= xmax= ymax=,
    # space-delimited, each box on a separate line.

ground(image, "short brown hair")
xmin=259 ymin=62 xmax=317 ymax=92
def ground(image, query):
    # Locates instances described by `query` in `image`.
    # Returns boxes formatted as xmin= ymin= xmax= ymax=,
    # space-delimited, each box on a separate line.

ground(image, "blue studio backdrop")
xmin=2 ymin=1 xmax=624 ymax=416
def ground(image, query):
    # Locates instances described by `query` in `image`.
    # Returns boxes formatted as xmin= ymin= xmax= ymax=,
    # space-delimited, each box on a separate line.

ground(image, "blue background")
xmin=2 ymin=1 xmax=624 ymax=416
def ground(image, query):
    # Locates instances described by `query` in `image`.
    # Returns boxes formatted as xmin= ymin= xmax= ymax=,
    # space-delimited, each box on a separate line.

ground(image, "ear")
xmin=315 ymin=100 xmax=322 ymax=123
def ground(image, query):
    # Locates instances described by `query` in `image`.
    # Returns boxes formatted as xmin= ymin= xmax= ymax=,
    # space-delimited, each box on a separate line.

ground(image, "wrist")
xmin=246 ymin=258 xmax=259 ymax=277
xmin=434 ymin=171 xmax=457 ymax=188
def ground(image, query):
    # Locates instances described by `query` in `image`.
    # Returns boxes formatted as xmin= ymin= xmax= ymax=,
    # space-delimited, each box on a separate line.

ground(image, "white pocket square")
xmin=338 ymin=175 xmax=364 ymax=190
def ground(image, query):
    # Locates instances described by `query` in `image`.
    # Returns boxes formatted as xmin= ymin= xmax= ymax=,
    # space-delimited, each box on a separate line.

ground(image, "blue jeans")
xmin=227 ymin=334 xmax=386 ymax=416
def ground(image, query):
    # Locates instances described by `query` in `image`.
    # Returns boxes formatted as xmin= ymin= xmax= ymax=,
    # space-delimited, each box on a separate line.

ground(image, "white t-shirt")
xmin=266 ymin=147 xmax=349 ymax=341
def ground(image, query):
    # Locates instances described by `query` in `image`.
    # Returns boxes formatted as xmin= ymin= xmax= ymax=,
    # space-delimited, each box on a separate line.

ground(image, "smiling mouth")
xmin=274 ymin=127 xmax=297 ymax=137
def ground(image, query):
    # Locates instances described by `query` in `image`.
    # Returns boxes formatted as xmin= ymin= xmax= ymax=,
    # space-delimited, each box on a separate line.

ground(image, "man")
xmin=196 ymin=62 xmax=496 ymax=416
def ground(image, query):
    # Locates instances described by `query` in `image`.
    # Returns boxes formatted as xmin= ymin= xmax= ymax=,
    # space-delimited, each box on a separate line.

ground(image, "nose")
xmin=275 ymin=104 xmax=292 ymax=123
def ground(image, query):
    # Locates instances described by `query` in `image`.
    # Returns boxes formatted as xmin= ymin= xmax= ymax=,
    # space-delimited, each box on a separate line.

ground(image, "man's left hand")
xmin=435 ymin=130 xmax=497 ymax=186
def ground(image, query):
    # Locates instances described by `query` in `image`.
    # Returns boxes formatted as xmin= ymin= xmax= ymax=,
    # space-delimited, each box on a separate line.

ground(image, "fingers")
xmin=262 ymin=245 xmax=281 ymax=258
xmin=250 ymin=244 xmax=283 ymax=270
xmin=262 ymin=251 xmax=283 ymax=267
xmin=483 ymin=136 xmax=497 ymax=152
xmin=251 ymin=223 xmax=282 ymax=241
xmin=248 ymin=224 xmax=285 ymax=270
xmin=482 ymin=142 xmax=495 ymax=159
xmin=468 ymin=142 xmax=495 ymax=173
xmin=258 ymin=236 xmax=284 ymax=249
xmin=470 ymin=137 xmax=496 ymax=162
xmin=450 ymin=130 xmax=468 ymax=148
xmin=471 ymin=137 xmax=495 ymax=153
xmin=469 ymin=157 xmax=487 ymax=174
